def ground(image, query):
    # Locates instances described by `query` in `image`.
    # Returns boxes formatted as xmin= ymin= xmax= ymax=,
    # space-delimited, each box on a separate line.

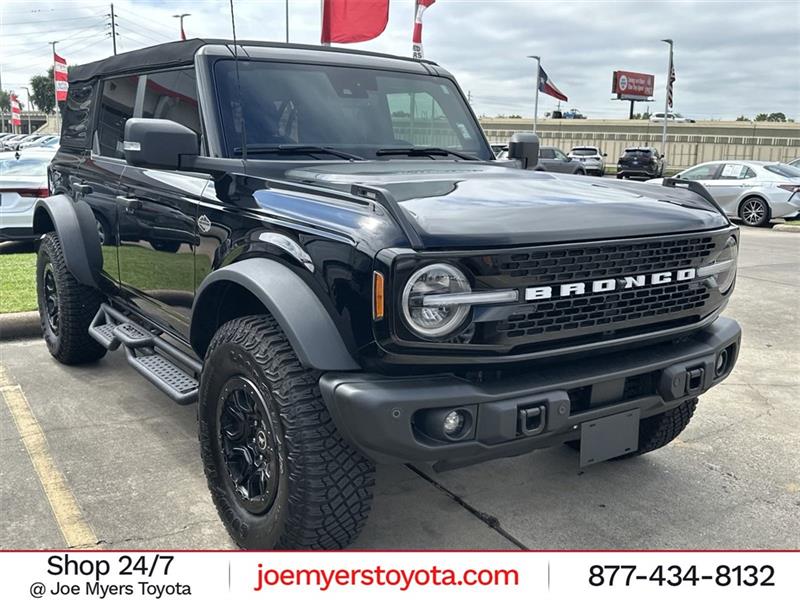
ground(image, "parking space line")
xmin=0 ymin=363 xmax=98 ymax=548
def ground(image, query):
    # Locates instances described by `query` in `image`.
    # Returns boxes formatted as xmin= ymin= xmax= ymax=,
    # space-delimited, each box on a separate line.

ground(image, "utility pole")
xmin=172 ymin=13 xmax=191 ymax=40
xmin=527 ymin=55 xmax=541 ymax=134
xmin=22 ymin=86 xmax=32 ymax=134
xmin=285 ymin=0 xmax=289 ymax=43
xmin=0 ymin=63 xmax=4 ymax=133
xmin=661 ymin=38 xmax=673 ymax=169
xmin=108 ymin=4 xmax=118 ymax=55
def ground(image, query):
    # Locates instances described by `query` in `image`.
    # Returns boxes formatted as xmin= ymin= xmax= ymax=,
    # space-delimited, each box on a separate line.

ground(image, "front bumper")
xmin=320 ymin=317 xmax=741 ymax=468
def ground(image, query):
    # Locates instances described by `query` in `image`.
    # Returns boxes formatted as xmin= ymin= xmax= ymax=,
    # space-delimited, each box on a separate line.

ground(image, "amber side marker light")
xmin=373 ymin=271 xmax=385 ymax=320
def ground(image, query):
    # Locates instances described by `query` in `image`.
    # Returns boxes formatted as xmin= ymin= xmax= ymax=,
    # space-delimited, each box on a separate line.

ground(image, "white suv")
xmin=568 ymin=146 xmax=606 ymax=176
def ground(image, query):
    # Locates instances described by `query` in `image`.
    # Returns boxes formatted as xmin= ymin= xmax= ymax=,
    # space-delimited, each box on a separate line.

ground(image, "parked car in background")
xmin=788 ymin=158 xmax=800 ymax=169
xmin=568 ymin=145 xmax=606 ymax=176
xmin=2 ymin=134 xmax=47 ymax=151
xmin=562 ymin=108 xmax=586 ymax=119
xmin=0 ymin=148 xmax=55 ymax=241
xmin=536 ymin=146 xmax=587 ymax=174
xmin=617 ymin=147 xmax=664 ymax=179
xmin=648 ymin=160 xmax=800 ymax=227
xmin=18 ymin=135 xmax=60 ymax=150
xmin=490 ymin=143 xmax=508 ymax=157
xmin=0 ymin=134 xmax=29 ymax=150
xmin=649 ymin=112 xmax=695 ymax=123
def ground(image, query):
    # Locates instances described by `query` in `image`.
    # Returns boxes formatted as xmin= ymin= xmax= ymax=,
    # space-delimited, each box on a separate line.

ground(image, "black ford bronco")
xmin=35 ymin=39 xmax=741 ymax=549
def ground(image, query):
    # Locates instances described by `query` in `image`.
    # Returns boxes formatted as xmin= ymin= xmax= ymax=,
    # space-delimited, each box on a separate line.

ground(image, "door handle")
xmin=116 ymin=195 xmax=141 ymax=212
xmin=73 ymin=183 xmax=92 ymax=195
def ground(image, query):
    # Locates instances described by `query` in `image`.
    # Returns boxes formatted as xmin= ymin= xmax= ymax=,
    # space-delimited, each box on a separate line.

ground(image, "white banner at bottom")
xmin=1 ymin=551 xmax=797 ymax=599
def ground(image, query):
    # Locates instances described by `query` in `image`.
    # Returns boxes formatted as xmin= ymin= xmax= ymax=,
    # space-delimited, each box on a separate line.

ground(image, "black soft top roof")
xmin=69 ymin=38 xmax=436 ymax=83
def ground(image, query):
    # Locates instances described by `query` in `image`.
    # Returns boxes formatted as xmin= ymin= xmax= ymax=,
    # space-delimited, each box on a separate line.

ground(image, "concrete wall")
xmin=479 ymin=119 xmax=800 ymax=171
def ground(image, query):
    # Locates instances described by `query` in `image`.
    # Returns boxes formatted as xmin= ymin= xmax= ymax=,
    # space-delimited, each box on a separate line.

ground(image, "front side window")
xmin=540 ymin=148 xmax=556 ymax=159
xmin=554 ymin=149 xmax=567 ymax=160
xmin=141 ymin=69 xmax=201 ymax=138
xmin=96 ymin=75 xmax=138 ymax=158
xmin=213 ymin=60 xmax=491 ymax=160
xmin=679 ymin=164 xmax=719 ymax=181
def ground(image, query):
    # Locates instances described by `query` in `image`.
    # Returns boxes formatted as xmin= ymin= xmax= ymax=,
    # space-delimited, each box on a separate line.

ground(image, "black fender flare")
xmin=33 ymin=195 xmax=103 ymax=288
xmin=190 ymin=259 xmax=361 ymax=371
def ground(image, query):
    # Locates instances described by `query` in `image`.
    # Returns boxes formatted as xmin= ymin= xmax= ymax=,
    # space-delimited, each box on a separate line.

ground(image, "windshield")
xmin=765 ymin=164 xmax=800 ymax=178
xmin=213 ymin=60 xmax=492 ymax=160
xmin=571 ymin=149 xmax=597 ymax=156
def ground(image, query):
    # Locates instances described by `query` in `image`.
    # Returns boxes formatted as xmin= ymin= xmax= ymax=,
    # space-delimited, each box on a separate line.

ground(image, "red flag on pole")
xmin=412 ymin=0 xmax=436 ymax=59
xmin=320 ymin=0 xmax=389 ymax=44
xmin=538 ymin=66 xmax=568 ymax=102
xmin=54 ymin=52 xmax=69 ymax=102
xmin=10 ymin=93 xmax=22 ymax=127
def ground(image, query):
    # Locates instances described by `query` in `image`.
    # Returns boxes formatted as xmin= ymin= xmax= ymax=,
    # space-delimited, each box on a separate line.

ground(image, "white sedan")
xmin=0 ymin=149 xmax=55 ymax=241
xmin=647 ymin=160 xmax=800 ymax=226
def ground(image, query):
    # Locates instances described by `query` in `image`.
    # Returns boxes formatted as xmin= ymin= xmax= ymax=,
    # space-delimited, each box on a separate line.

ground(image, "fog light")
xmin=443 ymin=410 xmax=466 ymax=437
xmin=715 ymin=348 xmax=729 ymax=377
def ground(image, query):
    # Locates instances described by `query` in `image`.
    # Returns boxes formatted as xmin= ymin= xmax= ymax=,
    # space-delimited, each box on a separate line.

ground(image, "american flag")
xmin=666 ymin=52 xmax=675 ymax=108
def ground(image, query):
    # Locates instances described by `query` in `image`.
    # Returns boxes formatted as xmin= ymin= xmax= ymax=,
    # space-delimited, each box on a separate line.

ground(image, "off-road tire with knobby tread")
xmin=36 ymin=232 xmax=106 ymax=365
xmin=198 ymin=314 xmax=375 ymax=549
xmin=566 ymin=398 xmax=698 ymax=457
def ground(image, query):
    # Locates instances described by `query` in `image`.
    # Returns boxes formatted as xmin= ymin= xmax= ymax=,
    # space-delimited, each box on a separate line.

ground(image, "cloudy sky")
xmin=1 ymin=0 xmax=798 ymax=120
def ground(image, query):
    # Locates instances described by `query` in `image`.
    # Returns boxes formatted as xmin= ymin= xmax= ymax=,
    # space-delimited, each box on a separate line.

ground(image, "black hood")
xmin=284 ymin=161 xmax=729 ymax=248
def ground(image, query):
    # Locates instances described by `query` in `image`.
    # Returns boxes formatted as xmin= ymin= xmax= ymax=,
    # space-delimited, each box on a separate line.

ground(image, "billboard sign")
xmin=612 ymin=70 xmax=655 ymax=100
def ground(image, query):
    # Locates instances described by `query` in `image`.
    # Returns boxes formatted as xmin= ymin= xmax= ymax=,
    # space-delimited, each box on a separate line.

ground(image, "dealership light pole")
xmin=661 ymin=39 xmax=673 ymax=168
xmin=21 ymin=86 xmax=32 ymax=134
xmin=527 ymin=55 xmax=541 ymax=134
xmin=173 ymin=13 xmax=191 ymax=40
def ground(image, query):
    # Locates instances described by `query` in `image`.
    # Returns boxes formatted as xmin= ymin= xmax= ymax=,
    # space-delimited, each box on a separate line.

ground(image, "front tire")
xmin=198 ymin=314 xmax=375 ymax=549
xmin=36 ymin=232 xmax=106 ymax=365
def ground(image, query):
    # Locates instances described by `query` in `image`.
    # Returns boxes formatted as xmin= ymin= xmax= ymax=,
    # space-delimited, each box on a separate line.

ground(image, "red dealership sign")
xmin=612 ymin=70 xmax=654 ymax=100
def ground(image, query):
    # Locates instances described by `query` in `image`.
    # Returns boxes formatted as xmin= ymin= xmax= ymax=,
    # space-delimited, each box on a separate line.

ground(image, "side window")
xmin=96 ymin=75 xmax=138 ymax=158
xmin=61 ymin=82 xmax=95 ymax=148
xmin=539 ymin=148 xmax=555 ymax=159
xmin=679 ymin=164 xmax=718 ymax=181
xmin=141 ymin=69 xmax=201 ymax=138
xmin=554 ymin=149 xmax=567 ymax=160
xmin=719 ymin=163 xmax=756 ymax=180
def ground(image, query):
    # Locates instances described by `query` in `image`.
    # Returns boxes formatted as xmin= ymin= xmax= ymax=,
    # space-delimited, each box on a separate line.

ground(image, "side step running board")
xmin=89 ymin=304 xmax=201 ymax=405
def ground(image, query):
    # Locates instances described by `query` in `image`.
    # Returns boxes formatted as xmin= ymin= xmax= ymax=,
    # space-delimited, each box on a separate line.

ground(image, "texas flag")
xmin=538 ymin=66 xmax=568 ymax=102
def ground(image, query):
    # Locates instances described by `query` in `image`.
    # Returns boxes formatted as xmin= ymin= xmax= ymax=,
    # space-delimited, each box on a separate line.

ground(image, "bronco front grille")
xmin=461 ymin=231 xmax=731 ymax=351
xmin=491 ymin=282 xmax=710 ymax=340
xmin=490 ymin=236 xmax=717 ymax=284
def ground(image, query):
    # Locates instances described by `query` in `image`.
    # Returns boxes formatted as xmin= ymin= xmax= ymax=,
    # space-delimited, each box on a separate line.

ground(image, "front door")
xmin=115 ymin=68 xmax=206 ymax=338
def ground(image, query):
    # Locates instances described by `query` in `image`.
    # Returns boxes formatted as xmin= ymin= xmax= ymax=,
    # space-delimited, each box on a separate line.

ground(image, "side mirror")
xmin=123 ymin=118 xmax=198 ymax=170
xmin=507 ymin=133 xmax=540 ymax=170
xmin=603 ymin=153 xmax=608 ymax=157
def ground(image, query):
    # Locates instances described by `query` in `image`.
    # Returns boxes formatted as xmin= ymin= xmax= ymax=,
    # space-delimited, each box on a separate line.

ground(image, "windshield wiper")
xmin=232 ymin=144 xmax=365 ymax=161
xmin=375 ymin=146 xmax=479 ymax=161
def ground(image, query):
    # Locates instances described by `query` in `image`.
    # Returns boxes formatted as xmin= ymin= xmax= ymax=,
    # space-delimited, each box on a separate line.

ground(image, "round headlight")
xmin=716 ymin=236 xmax=738 ymax=293
xmin=402 ymin=263 xmax=471 ymax=339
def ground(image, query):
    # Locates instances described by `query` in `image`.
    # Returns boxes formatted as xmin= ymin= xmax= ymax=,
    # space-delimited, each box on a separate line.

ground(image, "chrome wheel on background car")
xmin=739 ymin=197 xmax=769 ymax=227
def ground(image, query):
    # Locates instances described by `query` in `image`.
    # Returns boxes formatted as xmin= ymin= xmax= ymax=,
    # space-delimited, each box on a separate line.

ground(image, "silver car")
xmin=568 ymin=145 xmax=606 ymax=176
xmin=648 ymin=160 xmax=800 ymax=227
xmin=0 ymin=149 xmax=55 ymax=241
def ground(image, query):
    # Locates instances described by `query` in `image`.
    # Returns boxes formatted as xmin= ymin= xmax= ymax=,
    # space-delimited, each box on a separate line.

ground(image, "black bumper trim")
xmin=320 ymin=317 xmax=741 ymax=467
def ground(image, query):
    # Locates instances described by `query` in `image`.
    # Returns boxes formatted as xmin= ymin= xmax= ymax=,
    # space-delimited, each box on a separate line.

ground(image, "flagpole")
xmin=661 ymin=38 xmax=673 ymax=170
xmin=527 ymin=55 xmax=540 ymax=134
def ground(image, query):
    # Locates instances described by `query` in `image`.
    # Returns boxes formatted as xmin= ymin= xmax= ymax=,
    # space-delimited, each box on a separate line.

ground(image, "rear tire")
xmin=198 ymin=314 xmax=375 ymax=549
xmin=738 ymin=196 xmax=770 ymax=227
xmin=36 ymin=232 xmax=106 ymax=365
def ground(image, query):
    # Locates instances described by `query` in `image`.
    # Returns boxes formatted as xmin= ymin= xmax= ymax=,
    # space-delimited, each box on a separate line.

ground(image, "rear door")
xmin=116 ymin=68 xmax=206 ymax=338
xmin=707 ymin=163 xmax=758 ymax=214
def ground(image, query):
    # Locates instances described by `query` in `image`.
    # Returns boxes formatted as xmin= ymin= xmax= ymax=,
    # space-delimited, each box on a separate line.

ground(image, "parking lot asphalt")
xmin=1 ymin=227 xmax=798 ymax=550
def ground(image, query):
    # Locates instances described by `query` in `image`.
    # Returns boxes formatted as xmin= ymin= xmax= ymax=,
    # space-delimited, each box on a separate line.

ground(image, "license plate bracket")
xmin=579 ymin=409 xmax=640 ymax=467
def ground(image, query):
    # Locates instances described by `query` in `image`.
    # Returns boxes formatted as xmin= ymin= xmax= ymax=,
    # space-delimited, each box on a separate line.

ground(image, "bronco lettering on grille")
xmin=524 ymin=268 xmax=697 ymax=301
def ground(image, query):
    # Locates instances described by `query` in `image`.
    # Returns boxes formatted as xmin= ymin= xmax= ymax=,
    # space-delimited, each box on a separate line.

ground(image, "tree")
xmin=735 ymin=115 xmax=751 ymax=121
xmin=30 ymin=67 xmax=56 ymax=113
xmin=0 ymin=90 xmax=10 ymax=112
xmin=767 ymin=112 xmax=787 ymax=122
